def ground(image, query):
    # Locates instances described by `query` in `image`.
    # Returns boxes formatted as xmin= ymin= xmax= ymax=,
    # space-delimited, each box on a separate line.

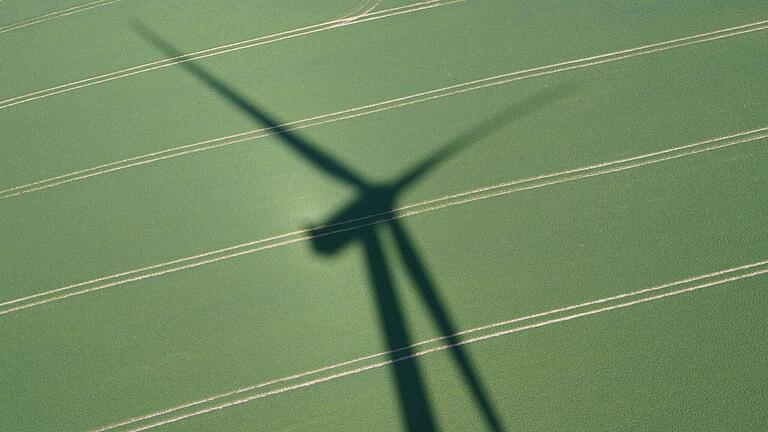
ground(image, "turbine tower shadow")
xmin=135 ymin=21 xmax=573 ymax=431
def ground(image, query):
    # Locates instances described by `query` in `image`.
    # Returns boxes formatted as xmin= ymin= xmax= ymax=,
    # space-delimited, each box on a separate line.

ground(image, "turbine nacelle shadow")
xmin=310 ymin=182 xmax=399 ymax=254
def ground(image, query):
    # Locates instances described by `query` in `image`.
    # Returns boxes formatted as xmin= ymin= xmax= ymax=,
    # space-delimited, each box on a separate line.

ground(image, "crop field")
xmin=1 ymin=1 xmax=767 ymax=431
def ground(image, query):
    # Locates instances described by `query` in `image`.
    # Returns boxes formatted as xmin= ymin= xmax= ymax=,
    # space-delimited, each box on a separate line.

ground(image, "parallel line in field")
xmin=0 ymin=0 xmax=123 ymax=34
xmin=2 ymin=127 xmax=765 ymax=317
xmin=2 ymin=18 xmax=766 ymax=200
xmin=90 ymin=259 xmax=768 ymax=431
xmin=0 ymin=0 xmax=461 ymax=110
xmin=340 ymin=0 xmax=382 ymax=21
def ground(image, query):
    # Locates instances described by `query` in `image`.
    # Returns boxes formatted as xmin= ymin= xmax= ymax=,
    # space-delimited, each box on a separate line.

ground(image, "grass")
xmin=1 ymin=0 xmax=766 ymax=430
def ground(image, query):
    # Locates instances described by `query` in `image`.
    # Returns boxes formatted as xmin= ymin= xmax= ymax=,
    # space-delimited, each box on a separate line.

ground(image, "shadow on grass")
xmin=135 ymin=21 xmax=574 ymax=431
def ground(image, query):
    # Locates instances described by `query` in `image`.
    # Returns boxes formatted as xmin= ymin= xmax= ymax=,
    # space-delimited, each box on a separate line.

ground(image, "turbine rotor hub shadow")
xmin=310 ymin=184 xmax=397 ymax=254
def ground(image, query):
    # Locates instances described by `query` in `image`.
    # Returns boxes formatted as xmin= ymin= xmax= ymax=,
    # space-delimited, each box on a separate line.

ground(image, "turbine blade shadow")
xmin=389 ymin=218 xmax=505 ymax=432
xmin=132 ymin=21 xmax=368 ymax=187
xmin=393 ymin=82 xmax=578 ymax=191
xmin=362 ymin=228 xmax=439 ymax=432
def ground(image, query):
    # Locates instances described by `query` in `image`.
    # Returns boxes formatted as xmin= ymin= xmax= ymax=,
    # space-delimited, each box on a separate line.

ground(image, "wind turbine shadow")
xmin=134 ymin=21 xmax=575 ymax=431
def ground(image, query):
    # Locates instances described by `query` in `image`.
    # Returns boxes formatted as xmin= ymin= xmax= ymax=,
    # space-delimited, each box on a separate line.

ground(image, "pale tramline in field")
xmin=90 ymin=258 xmax=768 ymax=431
xmin=0 ymin=0 xmax=124 ymax=34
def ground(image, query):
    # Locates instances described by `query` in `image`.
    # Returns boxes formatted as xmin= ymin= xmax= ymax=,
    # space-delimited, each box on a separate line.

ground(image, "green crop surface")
xmin=1 ymin=1 xmax=766 ymax=431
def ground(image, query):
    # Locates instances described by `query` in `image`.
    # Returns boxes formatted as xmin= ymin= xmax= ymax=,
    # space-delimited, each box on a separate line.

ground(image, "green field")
xmin=1 ymin=1 xmax=767 ymax=431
